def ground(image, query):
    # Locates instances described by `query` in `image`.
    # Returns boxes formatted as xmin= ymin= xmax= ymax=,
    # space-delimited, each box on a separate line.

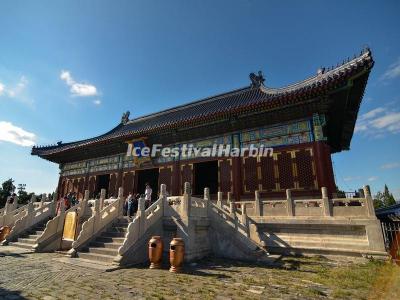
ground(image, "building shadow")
xmin=0 ymin=251 xmax=26 ymax=258
xmin=0 ymin=287 xmax=27 ymax=300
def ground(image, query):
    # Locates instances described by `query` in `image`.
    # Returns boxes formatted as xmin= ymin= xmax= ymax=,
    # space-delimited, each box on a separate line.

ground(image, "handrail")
xmin=117 ymin=185 xmax=167 ymax=260
xmin=2 ymin=200 xmax=56 ymax=244
xmin=34 ymin=201 xmax=83 ymax=250
xmin=70 ymin=189 xmax=124 ymax=254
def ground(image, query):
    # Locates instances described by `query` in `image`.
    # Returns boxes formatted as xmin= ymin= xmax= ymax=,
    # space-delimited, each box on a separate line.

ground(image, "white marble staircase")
xmin=76 ymin=217 xmax=129 ymax=264
xmin=8 ymin=221 xmax=48 ymax=250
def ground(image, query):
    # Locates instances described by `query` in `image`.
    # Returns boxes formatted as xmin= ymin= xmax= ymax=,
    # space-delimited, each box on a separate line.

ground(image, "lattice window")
xmin=244 ymin=157 xmax=258 ymax=192
xmin=122 ymin=172 xmax=134 ymax=197
xmin=159 ymin=167 xmax=172 ymax=194
xmin=109 ymin=174 xmax=117 ymax=197
xmin=296 ymin=149 xmax=315 ymax=189
xmin=219 ymin=159 xmax=232 ymax=193
xmin=277 ymin=152 xmax=294 ymax=190
xmin=260 ymin=156 xmax=275 ymax=191
xmin=181 ymin=164 xmax=193 ymax=193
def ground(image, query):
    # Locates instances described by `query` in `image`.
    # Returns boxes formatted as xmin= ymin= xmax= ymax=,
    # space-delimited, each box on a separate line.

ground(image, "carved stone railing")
xmin=33 ymin=191 xmax=90 ymax=252
xmin=0 ymin=203 xmax=29 ymax=228
xmin=69 ymin=188 xmax=124 ymax=256
xmin=244 ymin=186 xmax=376 ymax=219
xmin=116 ymin=185 xmax=167 ymax=261
xmin=2 ymin=199 xmax=56 ymax=244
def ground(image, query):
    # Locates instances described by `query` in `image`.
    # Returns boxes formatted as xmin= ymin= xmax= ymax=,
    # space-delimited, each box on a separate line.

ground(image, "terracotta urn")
xmin=148 ymin=236 xmax=163 ymax=269
xmin=0 ymin=226 xmax=11 ymax=242
xmin=169 ymin=238 xmax=184 ymax=273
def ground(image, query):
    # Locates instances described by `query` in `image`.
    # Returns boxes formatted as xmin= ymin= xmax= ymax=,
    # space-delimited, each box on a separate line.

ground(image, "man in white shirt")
xmin=145 ymin=183 xmax=152 ymax=208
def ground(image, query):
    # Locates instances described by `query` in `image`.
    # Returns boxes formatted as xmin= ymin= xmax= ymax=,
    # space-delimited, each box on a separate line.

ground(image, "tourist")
xmin=145 ymin=183 xmax=152 ymax=208
xmin=126 ymin=192 xmax=133 ymax=218
xmin=133 ymin=193 xmax=140 ymax=214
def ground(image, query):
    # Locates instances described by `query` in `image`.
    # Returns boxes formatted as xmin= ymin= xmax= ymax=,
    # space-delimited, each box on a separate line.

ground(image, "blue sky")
xmin=0 ymin=1 xmax=399 ymax=198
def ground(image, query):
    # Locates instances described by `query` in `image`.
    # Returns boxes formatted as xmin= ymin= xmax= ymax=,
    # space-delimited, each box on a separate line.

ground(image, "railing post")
xmin=81 ymin=190 xmax=90 ymax=217
xmin=159 ymin=184 xmax=166 ymax=213
xmin=118 ymin=187 xmax=124 ymax=216
xmin=241 ymin=203 xmax=247 ymax=225
xmin=4 ymin=199 xmax=11 ymax=215
xmin=363 ymin=185 xmax=375 ymax=217
xmin=138 ymin=196 xmax=145 ymax=234
xmin=217 ymin=192 xmax=223 ymax=208
xmin=227 ymin=192 xmax=232 ymax=205
xmin=182 ymin=182 xmax=191 ymax=218
xmin=99 ymin=189 xmax=106 ymax=210
xmin=286 ymin=189 xmax=294 ymax=216
xmin=255 ymin=190 xmax=262 ymax=216
xmin=321 ymin=187 xmax=332 ymax=217
xmin=230 ymin=199 xmax=236 ymax=218
xmin=204 ymin=187 xmax=210 ymax=201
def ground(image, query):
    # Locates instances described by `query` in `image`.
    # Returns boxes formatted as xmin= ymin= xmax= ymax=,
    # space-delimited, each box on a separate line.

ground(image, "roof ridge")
xmin=125 ymin=85 xmax=256 ymax=124
xmin=264 ymin=48 xmax=373 ymax=94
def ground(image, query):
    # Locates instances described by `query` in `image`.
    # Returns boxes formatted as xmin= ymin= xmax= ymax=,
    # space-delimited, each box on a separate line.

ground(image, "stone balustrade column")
xmin=99 ymin=189 xmax=106 ymax=211
xmin=227 ymin=192 xmax=232 ymax=205
xmin=204 ymin=187 xmax=210 ymax=201
xmin=182 ymin=182 xmax=191 ymax=218
xmin=230 ymin=199 xmax=236 ymax=218
xmin=286 ymin=189 xmax=294 ymax=216
xmin=118 ymin=187 xmax=124 ymax=216
xmin=363 ymin=185 xmax=375 ymax=217
xmin=241 ymin=203 xmax=247 ymax=225
xmin=80 ymin=190 xmax=90 ymax=218
xmin=255 ymin=190 xmax=262 ymax=216
xmin=217 ymin=192 xmax=223 ymax=208
xmin=159 ymin=184 xmax=166 ymax=213
xmin=138 ymin=196 xmax=145 ymax=233
xmin=321 ymin=187 xmax=332 ymax=217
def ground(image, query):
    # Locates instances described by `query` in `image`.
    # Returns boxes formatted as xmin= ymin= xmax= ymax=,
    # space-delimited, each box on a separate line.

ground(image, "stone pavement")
xmin=0 ymin=245 xmax=399 ymax=300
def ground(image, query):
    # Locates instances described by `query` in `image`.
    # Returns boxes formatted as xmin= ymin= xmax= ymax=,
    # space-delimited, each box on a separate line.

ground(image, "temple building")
xmin=32 ymin=49 xmax=374 ymax=202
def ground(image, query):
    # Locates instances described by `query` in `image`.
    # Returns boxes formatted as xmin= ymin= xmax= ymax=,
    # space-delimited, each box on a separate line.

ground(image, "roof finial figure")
xmin=249 ymin=71 xmax=265 ymax=88
xmin=121 ymin=111 xmax=130 ymax=125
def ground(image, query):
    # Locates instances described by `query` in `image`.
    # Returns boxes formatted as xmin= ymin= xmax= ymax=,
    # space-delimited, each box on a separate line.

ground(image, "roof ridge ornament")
xmin=249 ymin=71 xmax=265 ymax=88
xmin=121 ymin=111 xmax=130 ymax=125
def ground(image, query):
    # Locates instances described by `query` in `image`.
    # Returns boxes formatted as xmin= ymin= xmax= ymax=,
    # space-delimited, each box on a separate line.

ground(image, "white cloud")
xmin=355 ymin=107 xmax=400 ymax=137
xmin=381 ymin=162 xmax=400 ymax=170
xmin=93 ymin=99 xmax=101 ymax=105
xmin=367 ymin=176 xmax=378 ymax=182
xmin=343 ymin=176 xmax=361 ymax=182
xmin=0 ymin=76 xmax=33 ymax=105
xmin=380 ymin=58 xmax=400 ymax=81
xmin=60 ymin=70 xmax=98 ymax=97
xmin=0 ymin=121 xmax=36 ymax=147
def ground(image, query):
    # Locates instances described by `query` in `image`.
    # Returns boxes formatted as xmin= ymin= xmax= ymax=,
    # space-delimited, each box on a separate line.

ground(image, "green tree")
xmin=0 ymin=178 xmax=16 ymax=208
xmin=374 ymin=184 xmax=397 ymax=209
xmin=382 ymin=184 xmax=396 ymax=206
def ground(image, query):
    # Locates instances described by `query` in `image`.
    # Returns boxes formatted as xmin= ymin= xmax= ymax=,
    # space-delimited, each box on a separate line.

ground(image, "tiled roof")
xmin=32 ymin=48 xmax=374 ymax=158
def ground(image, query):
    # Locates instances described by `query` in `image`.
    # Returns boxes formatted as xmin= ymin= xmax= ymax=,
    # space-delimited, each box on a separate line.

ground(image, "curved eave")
xmin=32 ymin=49 xmax=374 ymax=163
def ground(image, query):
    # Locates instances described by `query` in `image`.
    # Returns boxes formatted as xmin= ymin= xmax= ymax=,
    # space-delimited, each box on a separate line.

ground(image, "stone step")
xmin=85 ymin=247 xmax=119 ymax=256
xmin=9 ymin=242 xmax=33 ymax=250
xmin=78 ymin=252 xmax=116 ymax=264
xmin=265 ymin=238 xmax=369 ymax=249
xmin=26 ymin=234 xmax=41 ymax=239
xmin=108 ymin=226 xmax=128 ymax=233
xmin=101 ymin=231 xmax=126 ymax=238
xmin=18 ymin=238 xmax=37 ymax=245
xmin=90 ymin=241 xmax=122 ymax=249
xmin=96 ymin=236 xmax=125 ymax=244
xmin=269 ymin=234 xmax=368 ymax=244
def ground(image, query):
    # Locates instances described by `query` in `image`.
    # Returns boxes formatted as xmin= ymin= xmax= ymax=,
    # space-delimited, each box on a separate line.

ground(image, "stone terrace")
xmin=1 ymin=246 xmax=399 ymax=300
